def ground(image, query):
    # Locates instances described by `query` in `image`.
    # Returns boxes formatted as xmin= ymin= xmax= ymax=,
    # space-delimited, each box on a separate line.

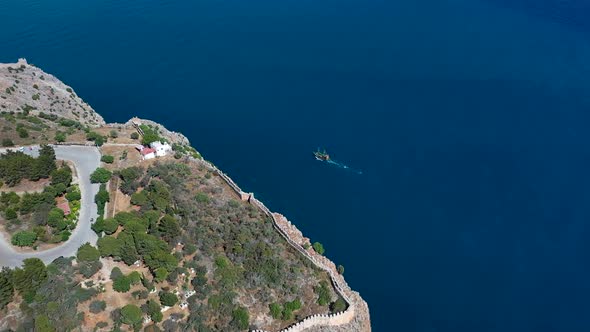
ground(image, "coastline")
xmin=156 ymin=123 xmax=372 ymax=331
xmin=0 ymin=58 xmax=371 ymax=330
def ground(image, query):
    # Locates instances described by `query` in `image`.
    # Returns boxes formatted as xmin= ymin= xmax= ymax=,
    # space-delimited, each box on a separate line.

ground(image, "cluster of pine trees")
xmin=0 ymin=145 xmax=56 ymax=186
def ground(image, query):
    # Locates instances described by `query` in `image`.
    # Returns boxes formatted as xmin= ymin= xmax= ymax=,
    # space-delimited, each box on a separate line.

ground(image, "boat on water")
xmin=313 ymin=148 xmax=330 ymax=161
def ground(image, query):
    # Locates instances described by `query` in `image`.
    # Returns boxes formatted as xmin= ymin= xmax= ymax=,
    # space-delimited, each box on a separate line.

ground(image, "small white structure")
xmin=184 ymin=290 xmax=196 ymax=299
xmin=143 ymin=316 xmax=152 ymax=324
xmin=180 ymin=302 xmax=188 ymax=309
xmin=136 ymin=145 xmax=156 ymax=160
xmin=161 ymin=305 xmax=171 ymax=313
xmin=150 ymin=141 xmax=172 ymax=157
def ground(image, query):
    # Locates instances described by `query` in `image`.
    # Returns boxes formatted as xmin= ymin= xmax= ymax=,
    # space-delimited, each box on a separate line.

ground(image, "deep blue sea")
xmin=3 ymin=0 xmax=590 ymax=331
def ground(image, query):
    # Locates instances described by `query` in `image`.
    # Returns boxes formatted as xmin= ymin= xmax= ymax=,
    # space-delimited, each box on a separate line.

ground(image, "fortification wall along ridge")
xmin=186 ymin=156 xmax=370 ymax=332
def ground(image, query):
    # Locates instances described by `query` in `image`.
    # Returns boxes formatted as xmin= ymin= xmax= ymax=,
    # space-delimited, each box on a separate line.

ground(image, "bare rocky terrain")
xmin=0 ymin=59 xmax=104 ymax=127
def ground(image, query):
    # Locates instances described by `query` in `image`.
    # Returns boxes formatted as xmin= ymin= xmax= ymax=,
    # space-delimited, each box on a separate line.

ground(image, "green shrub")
xmin=314 ymin=281 xmax=331 ymax=306
xmin=86 ymin=131 xmax=105 ymax=146
xmin=4 ymin=208 xmax=17 ymax=220
xmin=284 ymin=298 xmax=301 ymax=311
xmin=54 ymin=132 xmax=66 ymax=142
xmin=1 ymin=139 xmax=14 ymax=147
xmin=17 ymin=127 xmax=29 ymax=138
xmin=195 ymin=192 xmax=209 ymax=204
xmin=101 ymin=155 xmax=114 ymax=164
xmin=269 ymin=303 xmax=281 ymax=319
xmin=89 ymin=300 xmax=106 ymax=313
xmin=11 ymin=231 xmax=37 ymax=247
xmin=90 ymin=168 xmax=112 ymax=183
xmin=330 ymin=297 xmax=347 ymax=313
xmin=130 ymin=132 xmax=139 ymax=139
xmin=231 ymin=307 xmax=249 ymax=330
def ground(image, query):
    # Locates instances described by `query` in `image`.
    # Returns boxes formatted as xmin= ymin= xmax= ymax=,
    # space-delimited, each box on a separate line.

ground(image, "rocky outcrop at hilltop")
xmin=0 ymin=58 xmax=104 ymax=127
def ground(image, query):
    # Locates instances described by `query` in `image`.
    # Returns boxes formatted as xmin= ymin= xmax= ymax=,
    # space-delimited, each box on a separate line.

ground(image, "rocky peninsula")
xmin=0 ymin=60 xmax=370 ymax=331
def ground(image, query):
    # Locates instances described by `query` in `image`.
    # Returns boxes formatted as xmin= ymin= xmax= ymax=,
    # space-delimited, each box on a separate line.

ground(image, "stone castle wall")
xmin=185 ymin=156 xmax=368 ymax=332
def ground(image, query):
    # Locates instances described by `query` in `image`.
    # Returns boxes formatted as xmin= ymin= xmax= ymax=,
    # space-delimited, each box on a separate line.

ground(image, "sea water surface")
xmin=3 ymin=0 xmax=590 ymax=331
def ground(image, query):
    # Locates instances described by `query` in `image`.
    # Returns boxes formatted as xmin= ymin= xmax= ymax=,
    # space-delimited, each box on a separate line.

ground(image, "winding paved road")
xmin=0 ymin=145 xmax=101 ymax=268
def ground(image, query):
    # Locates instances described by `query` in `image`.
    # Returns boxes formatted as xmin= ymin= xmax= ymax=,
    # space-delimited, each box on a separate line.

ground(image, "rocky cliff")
xmin=0 ymin=59 xmax=104 ymax=127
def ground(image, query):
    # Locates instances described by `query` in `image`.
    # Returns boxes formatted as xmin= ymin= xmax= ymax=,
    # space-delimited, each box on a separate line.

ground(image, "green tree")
xmin=33 ymin=145 xmax=57 ymax=180
xmin=77 ymin=243 xmax=100 ymax=262
xmin=90 ymin=167 xmax=112 ymax=183
xmin=146 ymin=300 xmax=163 ymax=322
xmin=232 ymin=306 xmax=250 ymax=330
xmin=11 ymin=231 xmax=37 ymax=247
xmin=65 ymin=189 xmax=81 ymax=201
xmin=102 ymin=218 xmax=119 ymax=235
xmin=128 ymin=271 xmax=142 ymax=285
xmin=140 ymin=126 xmax=160 ymax=145
xmin=312 ymin=242 xmax=325 ymax=255
xmin=118 ymin=232 xmax=139 ymax=265
xmin=50 ymin=166 xmax=72 ymax=186
xmin=337 ymin=264 xmax=345 ymax=275
xmin=12 ymin=258 xmax=47 ymax=294
xmin=154 ymin=267 xmax=168 ymax=283
xmin=158 ymin=214 xmax=180 ymax=243
xmin=47 ymin=208 xmax=64 ymax=229
xmin=95 ymin=184 xmax=110 ymax=212
xmin=159 ymin=291 xmax=178 ymax=307
xmin=119 ymin=166 xmax=142 ymax=195
xmin=113 ymin=276 xmax=131 ymax=293
xmin=130 ymin=191 xmax=148 ymax=206
xmin=97 ymin=236 xmax=122 ymax=257
xmin=330 ymin=297 xmax=347 ymax=313
xmin=120 ymin=304 xmax=142 ymax=326
xmin=0 ymin=267 xmax=14 ymax=310
xmin=109 ymin=130 xmax=118 ymax=138
xmin=91 ymin=216 xmax=105 ymax=234
xmin=130 ymin=132 xmax=139 ymax=139
xmin=110 ymin=267 xmax=124 ymax=280
xmin=101 ymin=155 xmax=114 ymax=164
xmin=34 ymin=314 xmax=55 ymax=332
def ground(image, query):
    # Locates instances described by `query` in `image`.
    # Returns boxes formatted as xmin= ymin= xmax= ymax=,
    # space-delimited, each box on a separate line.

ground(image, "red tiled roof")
xmin=57 ymin=201 xmax=71 ymax=215
xmin=140 ymin=148 xmax=156 ymax=156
